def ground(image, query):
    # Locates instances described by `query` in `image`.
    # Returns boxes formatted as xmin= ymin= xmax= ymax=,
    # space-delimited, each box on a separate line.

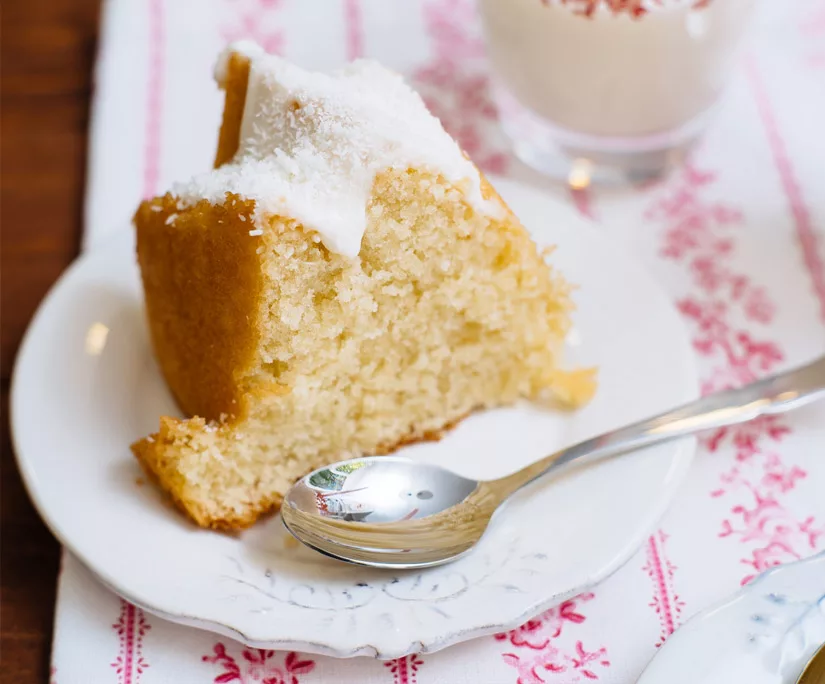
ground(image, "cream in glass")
xmin=478 ymin=0 xmax=757 ymax=184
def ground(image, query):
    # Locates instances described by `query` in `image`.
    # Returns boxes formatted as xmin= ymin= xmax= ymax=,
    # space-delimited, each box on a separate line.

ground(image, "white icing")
xmin=176 ymin=42 xmax=500 ymax=258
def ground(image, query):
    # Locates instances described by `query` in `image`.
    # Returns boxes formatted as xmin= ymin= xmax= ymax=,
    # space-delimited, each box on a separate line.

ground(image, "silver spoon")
xmin=282 ymin=355 xmax=825 ymax=569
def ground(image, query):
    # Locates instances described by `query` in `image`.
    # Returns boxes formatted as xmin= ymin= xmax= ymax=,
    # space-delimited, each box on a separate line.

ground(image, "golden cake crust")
xmin=213 ymin=52 xmax=251 ymax=168
xmin=134 ymin=195 xmax=262 ymax=421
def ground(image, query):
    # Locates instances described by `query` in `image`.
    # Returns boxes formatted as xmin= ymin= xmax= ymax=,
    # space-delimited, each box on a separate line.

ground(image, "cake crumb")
xmin=135 ymin=477 xmax=146 ymax=487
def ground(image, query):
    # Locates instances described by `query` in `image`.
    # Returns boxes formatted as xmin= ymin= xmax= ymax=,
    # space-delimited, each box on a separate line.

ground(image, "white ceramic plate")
xmin=637 ymin=552 xmax=825 ymax=684
xmin=12 ymin=179 xmax=698 ymax=659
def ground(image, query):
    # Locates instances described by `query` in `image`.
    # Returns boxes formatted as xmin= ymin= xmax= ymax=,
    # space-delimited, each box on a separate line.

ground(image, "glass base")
xmin=495 ymin=83 xmax=711 ymax=187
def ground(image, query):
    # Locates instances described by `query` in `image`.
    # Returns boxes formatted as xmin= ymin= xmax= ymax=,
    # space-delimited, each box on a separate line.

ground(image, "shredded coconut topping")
xmin=174 ymin=42 xmax=499 ymax=258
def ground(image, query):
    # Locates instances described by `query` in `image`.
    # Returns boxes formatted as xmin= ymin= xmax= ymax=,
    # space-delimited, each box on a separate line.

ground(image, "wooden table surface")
xmin=1 ymin=1 xmax=101 ymax=679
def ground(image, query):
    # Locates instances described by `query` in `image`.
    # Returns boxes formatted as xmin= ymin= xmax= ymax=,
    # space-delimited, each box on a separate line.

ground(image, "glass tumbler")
xmin=478 ymin=0 xmax=757 ymax=185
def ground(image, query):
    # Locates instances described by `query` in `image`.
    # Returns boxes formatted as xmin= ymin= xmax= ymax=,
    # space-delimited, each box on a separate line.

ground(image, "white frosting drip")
xmin=175 ymin=43 xmax=499 ymax=258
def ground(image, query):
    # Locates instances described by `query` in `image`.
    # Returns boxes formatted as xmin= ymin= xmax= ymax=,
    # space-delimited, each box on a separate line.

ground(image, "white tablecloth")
xmin=53 ymin=0 xmax=825 ymax=681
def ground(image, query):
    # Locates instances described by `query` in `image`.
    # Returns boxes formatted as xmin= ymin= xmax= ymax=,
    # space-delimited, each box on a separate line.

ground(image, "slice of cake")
xmin=132 ymin=42 xmax=595 ymax=530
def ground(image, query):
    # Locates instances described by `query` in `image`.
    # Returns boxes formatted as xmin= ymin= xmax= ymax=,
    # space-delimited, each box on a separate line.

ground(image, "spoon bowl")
xmin=282 ymin=457 xmax=495 ymax=568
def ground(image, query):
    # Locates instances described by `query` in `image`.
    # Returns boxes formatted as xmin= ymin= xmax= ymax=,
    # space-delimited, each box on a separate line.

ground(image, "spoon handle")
xmin=492 ymin=355 xmax=825 ymax=498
